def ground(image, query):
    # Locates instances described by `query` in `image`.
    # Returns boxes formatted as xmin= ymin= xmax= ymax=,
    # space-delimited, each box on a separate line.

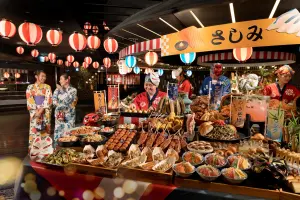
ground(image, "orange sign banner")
xmin=161 ymin=18 xmax=300 ymax=56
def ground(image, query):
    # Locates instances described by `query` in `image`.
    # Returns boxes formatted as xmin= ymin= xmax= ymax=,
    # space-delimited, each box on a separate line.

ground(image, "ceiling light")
xmin=189 ymin=11 xmax=205 ymax=28
xmin=229 ymin=3 xmax=236 ymax=23
xmin=159 ymin=17 xmax=179 ymax=32
xmin=234 ymin=67 xmax=237 ymax=69
xmin=137 ymin=24 xmax=161 ymax=36
xmin=247 ymin=66 xmax=250 ymax=69
xmin=259 ymin=66 xmax=262 ymax=69
xmin=121 ymin=29 xmax=149 ymax=40
xmin=269 ymin=0 xmax=281 ymax=18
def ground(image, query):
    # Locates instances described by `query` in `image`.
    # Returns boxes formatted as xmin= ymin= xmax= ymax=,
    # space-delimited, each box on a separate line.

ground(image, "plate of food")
xmin=221 ymin=167 xmax=248 ymax=184
xmin=173 ymin=162 xmax=195 ymax=177
xmin=80 ymin=134 xmax=107 ymax=148
xmin=205 ymin=153 xmax=227 ymax=168
xmin=227 ymin=155 xmax=251 ymax=170
xmin=117 ymin=124 xmax=136 ymax=130
xmin=57 ymin=135 xmax=79 ymax=147
xmin=182 ymin=151 xmax=204 ymax=166
xmin=99 ymin=114 xmax=119 ymax=126
xmin=187 ymin=141 xmax=214 ymax=154
xmin=65 ymin=126 xmax=100 ymax=136
xmin=99 ymin=126 xmax=115 ymax=137
xmin=196 ymin=164 xmax=221 ymax=181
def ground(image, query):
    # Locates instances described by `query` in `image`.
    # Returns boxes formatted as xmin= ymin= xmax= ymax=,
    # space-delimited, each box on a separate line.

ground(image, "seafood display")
xmin=105 ymin=129 xmax=137 ymax=152
xmin=205 ymin=153 xmax=227 ymax=168
xmin=173 ymin=162 xmax=195 ymax=177
xmin=187 ymin=141 xmax=213 ymax=154
xmin=183 ymin=151 xmax=203 ymax=166
xmin=197 ymin=165 xmax=221 ymax=181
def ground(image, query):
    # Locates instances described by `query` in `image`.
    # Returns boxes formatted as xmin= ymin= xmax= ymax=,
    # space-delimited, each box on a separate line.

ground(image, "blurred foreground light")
xmin=82 ymin=190 xmax=94 ymax=200
xmin=123 ymin=180 xmax=137 ymax=194
xmin=0 ymin=157 xmax=22 ymax=186
xmin=114 ymin=187 xmax=125 ymax=198
xmin=94 ymin=187 xmax=105 ymax=199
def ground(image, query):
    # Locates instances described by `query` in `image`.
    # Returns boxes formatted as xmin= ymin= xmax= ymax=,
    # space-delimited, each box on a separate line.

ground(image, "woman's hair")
xmin=34 ymin=70 xmax=46 ymax=76
xmin=180 ymin=71 xmax=188 ymax=79
xmin=60 ymin=73 xmax=70 ymax=80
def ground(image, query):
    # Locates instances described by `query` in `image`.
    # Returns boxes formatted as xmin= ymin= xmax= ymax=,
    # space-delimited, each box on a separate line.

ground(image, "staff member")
xmin=263 ymin=65 xmax=300 ymax=104
xmin=130 ymin=72 xmax=166 ymax=111
xmin=172 ymin=67 xmax=193 ymax=98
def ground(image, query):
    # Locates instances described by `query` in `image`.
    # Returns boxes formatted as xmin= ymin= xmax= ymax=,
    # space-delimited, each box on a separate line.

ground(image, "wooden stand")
xmin=70 ymin=163 xmax=117 ymax=178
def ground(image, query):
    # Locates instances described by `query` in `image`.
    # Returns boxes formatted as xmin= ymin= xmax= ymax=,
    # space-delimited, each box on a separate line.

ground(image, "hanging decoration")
xmin=145 ymin=68 xmax=154 ymax=74
xmin=3 ymin=72 xmax=10 ymax=78
xmin=0 ymin=19 xmax=16 ymax=39
xmin=48 ymin=53 xmax=56 ymax=61
xmin=133 ymin=66 xmax=140 ymax=74
xmin=92 ymin=61 xmax=99 ymax=69
xmin=119 ymin=61 xmax=132 ymax=75
xmin=66 ymin=55 xmax=75 ymax=63
xmin=186 ymin=70 xmax=192 ymax=77
xmin=16 ymin=46 xmax=24 ymax=55
xmin=103 ymin=57 xmax=111 ymax=68
xmin=69 ymin=32 xmax=87 ymax=52
xmin=83 ymin=29 xmax=88 ymax=36
xmin=180 ymin=52 xmax=196 ymax=64
xmin=31 ymin=49 xmax=39 ymax=58
xmin=103 ymin=38 xmax=118 ymax=54
xmin=50 ymin=59 xmax=56 ymax=64
xmin=57 ymin=59 xmax=63 ymax=66
xmin=15 ymin=73 xmax=20 ymax=79
xmin=44 ymin=56 xmax=49 ymax=62
xmin=92 ymin=25 xmax=99 ymax=34
xmin=87 ymin=35 xmax=101 ymax=50
xmin=46 ymin=29 xmax=62 ymax=46
xmin=18 ymin=22 xmax=43 ymax=46
xmin=157 ymin=69 xmax=164 ymax=76
xmin=82 ymin=62 xmax=89 ymax=69
xmin=65 ymin=61 xmax=71 ymax=67
xmin=125 ymin=55 xmax=136 ymax=68
xmin=145 ymin=51 xmax=158 ymax=66
xmin=233 ymin=47 xmax=253 ymax=62
xmin=84 ymin=22 xmax=92 ymax=30
xmin=73 ymin=61 xmax=79 ymax=68
xmin=84 ymin=56 xmax=92 ymax=65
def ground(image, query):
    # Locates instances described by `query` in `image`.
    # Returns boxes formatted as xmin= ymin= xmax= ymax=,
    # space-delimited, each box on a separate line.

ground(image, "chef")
xmin=130 ymin=72 xmax=167 ymax=111
xmin=172 ymin=67 xmax=193 ymax=98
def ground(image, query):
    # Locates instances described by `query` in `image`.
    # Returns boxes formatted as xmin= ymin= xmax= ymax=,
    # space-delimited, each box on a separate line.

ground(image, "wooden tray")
xmin=117 ymin=166 xmax=173 ymax=185
xmin=70 ymin=163 xmax=117 ymax=178
xmin=280 ymin=191 xmax=300 ymax=200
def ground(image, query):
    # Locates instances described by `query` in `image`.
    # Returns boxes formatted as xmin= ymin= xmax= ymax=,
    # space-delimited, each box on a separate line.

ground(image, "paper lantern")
xmin=84 ymin=22 xmax=91 ymax=30
xmin=233 ymin=47 xmax=253 ymax=62
xmin=3 ymin=72 xmax=9 ymax=78
xmin=157 ymin=69 xmax=164 ymax=76
xmin=66 ymin=55 xmax=74 ymax=63
xmin=145 ymin=68 xmax=154 ymax=74
xmin=69 ymin=32 xmax=87 ymax=52
xmin=16 ymin=46 xmax=24 ymax=55
xmin=87 ymin=35 xmax=101 ymax=50
xmin=18 ymin=22 xmax=43 ymax=46
xmin=73 ymin=61 xmax=79 ymax=68
xmin=0 ymin=19 xmax=16 ymax=39
xmin=103 ymin=57 xmax=111 ymax=68
xmin=46 ymin=29 xmax=62 ymax=46
xmin=125 ymin=55 xmax=136 ymax=68
xmin=186 ymin=70 xmax=192 ymax=77
xmin=31 ymin=49 xmax=39 ymax=57
xmin=48 ymin=53 xmax=56 ymax=61
xmin=145 ymin=52 xmax=158 ymax=66
xmin=118 ymin=62 xmax=132 ymax=75
xmin=65 ymin=61 xmax=71 ymax=67
xmin=15 ymin=73 xmax=20 ymax=79
xmin=180 ymin=52 xmax=196 ymax=64
xmin=84 ymin=56 xmax=92 ymax=65
xmin=133 ymin=66 xmax=140 ymax=74
xmin=50 ymin=59 xmax=56 ymax=64
xmin=44 ymin=56 xmax=49 ymax=62
xmin=103 ymin=38 xmax=118 ymax=54
xmin=57 ymin=59 xmax=63 ymax=66
xmin=82 ymin=62 xmax=89 ymax=69
xmin=92 ymin=61 xmax=99 ymax=69
xmin=92 ymin=25 xmax=99 ymax=34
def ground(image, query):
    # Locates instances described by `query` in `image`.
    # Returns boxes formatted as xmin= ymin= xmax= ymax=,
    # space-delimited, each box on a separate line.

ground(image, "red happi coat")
xmin=263 ymin=83 xmax=300 ymax=104
xmin=133 ymin=90 xmax=167 ymax=110
xmin=178 ymin=79 xmax=192 ymax=98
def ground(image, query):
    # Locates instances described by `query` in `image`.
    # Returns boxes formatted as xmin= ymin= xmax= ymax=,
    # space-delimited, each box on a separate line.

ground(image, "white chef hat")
xmin=145 ymin=72 xmax=160 ymax=86
xmin=172 ymin=67 xmax=183 ymax=79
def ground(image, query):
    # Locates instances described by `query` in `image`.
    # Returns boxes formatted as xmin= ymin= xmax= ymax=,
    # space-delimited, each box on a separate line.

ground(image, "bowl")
xmin=99 ymin=128 xmax=115 ymax=137
xmin=80 ymin=135 xmax=107 ymax=148
xmin=196 ymin=165 xmax=221 ymax=181
xmin=221 ymin=168 xmax=248 ymax=184
xmin=173 ymin=163 xmax=195 ymax=178
xmin=204 ymin=153 xmax=228 ymax=168
xmin=57 ymin=140 xmax=79 ymax=147
xmin=227 ymin=155 xmax=252 ymax=171
xmin=182 ymin=152 xmax=204 ymax=166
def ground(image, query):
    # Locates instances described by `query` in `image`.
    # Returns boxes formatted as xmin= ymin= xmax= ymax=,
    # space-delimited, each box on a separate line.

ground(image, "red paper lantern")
xmin=18 ymin=22 xmax=43 ymax=46
xmin=84 ymin=56 xmax=92 ymax=65
xmin=87 ymin=35 xmax=101 ymax=50
xmin=84 ymin=22 xmax=91 ymax=30
xmin=46 ymin=29 xmax=62 ymax=46
xmin=145 ymin=51 xmax=158 ymax=66
xmin=69 ymin=32 xmax=87 ymax=52
xmin=103 ymin=38 xmax=118 ymax=54
xmin=48 ymin=53 xmax=56 ymax=61
xmin=82 ymin=62 xmax=89 ymax=69
xmin=3 ymin=72 xmax=9 ymax=78
xmin=73 ymin=61 xmax=79 ymax=68
xmin=50 ymin=59 xmax=56 ymax=63
xmin=92 ymin=25 xmax=99 ymax=34
xmin=0 ymin=19 xmax=16 ymax=39
xmin=44 ymin=56 xmax=49 ymax=62
xmin=57 ymin=59 xmax=63 ymax=66
xmin=65 ymin=61 xmax=71 ymax=67
xmin=31 ymin=49 xmax=39 ymax=58
xmin=15 ymin=73 xmax=20 ymax=79
xmin=16 ymin=46 xmax=24 ymax=55
xmin=233 ymin=47 xmax=253 ymax=62
xmin=92 ymin=61 xmax=99 ymax=69
xmin=66 ymin=55 xmax=74 ymax=63
xmin=103 ymin=57 xmax=111 ymax=68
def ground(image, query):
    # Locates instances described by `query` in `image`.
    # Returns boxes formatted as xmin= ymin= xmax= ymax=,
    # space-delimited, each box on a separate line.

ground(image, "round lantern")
xmin=65 ymin=61 xmax=71 ymax=67
xmin=31 ymin=49 xmax=39 ymax=58
xmin=157 ymin=69 xmax=164 ymax=76
xmin=66 ymin=55 xmax=74 ymax=63
xmin=103 ymin=38 xmax=118 ymax=54
xmin=50 ymin=59 xmax=56 ymax=64
xmin=92 ymin=25 xmax=99 ymax=34
xmin=73 ymin=61 xmax=79 ymax=68
xmin=180 ymin=52 xmax=196 ymax=65
xmin=57 ymin=59 xmax=63 ymax=66
xmin=0 ymin=19 xmax=16 ymax=39
xmin=133 ymin=66 xmax=140 ymax=74
xmin=233 ymin=47 xmax=253 ymax=62
xmin=46 ymin=29 xmax=62 ymax=46
xmin=145 ymin=68 xmax=154 ymax=74
xmin=18 ymin=22 xmax=43 ymax=46
xmin=84 ymin=22 xmax=91 ymax=30
xmin=48 ymin=53 xmax=56 ymax=61
xmin=87 ymin=35 xmax=101 ymax=50
xmin=69 ymin=32 xmax=87 ymax=52
xmin=186 ymin=70 xmax=192 ymax=77
xmin=103 ymin=57 xmax=111 ymax=68
xmin=44 ymin=56 xmax=49 ymax=62
xmin=84 ymin=56 xmax=92 ymax=65
xmin=15 ymin=73 xmax=20 ymax=79
xmin=83 ymin=29 xmax=88 ymax=36
xmin=82 ymin=62 xmax=89 ymax=69
xmin=118 ymin=62 xmax=132 ymax=75
xmin=92 ymin=61 xmax=99 ymax=69
xmin=16 ymin=46 xmax=24 ymax=55
xmin=145 ymin=52 xmax=158 ymax=66
xmin=4 ymin=72 xmax=9 ymax=78
xmin=125 ymin=55 xmax=136 ymax=68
